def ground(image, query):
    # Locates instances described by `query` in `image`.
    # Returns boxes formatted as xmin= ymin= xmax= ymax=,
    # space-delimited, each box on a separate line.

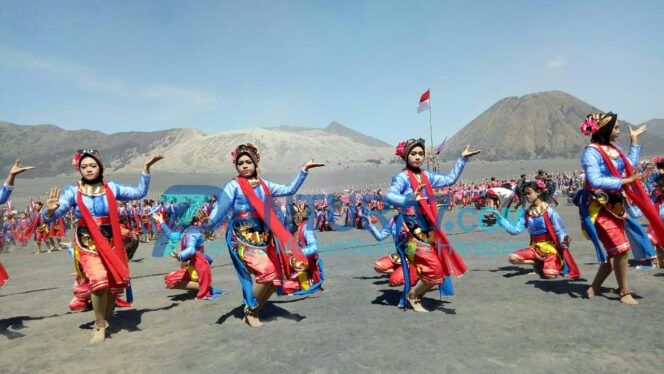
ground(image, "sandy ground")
xmin=1 ymin=199 xmax=663 ymax=373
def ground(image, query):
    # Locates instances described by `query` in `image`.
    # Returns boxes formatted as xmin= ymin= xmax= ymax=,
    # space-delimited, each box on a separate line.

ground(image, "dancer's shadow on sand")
xmin=353 ymin=275 xmax=391 ymax=285
xmin=485 ymin=266 xmax=534 ymax=278
xmin=372 ymin=289 xmax=456 ymax=315
xmin=0 ymin=313 xmax=68 ymax=340
xmin=524 ymin=278 xmax=610 ymax=299
xmin=0 ymin=287 xmax=60 ymax=298
xmin=78 ymin=303 xmax=179 ymax=334
xmin=215 ymin=301 xmax=306 ymax=326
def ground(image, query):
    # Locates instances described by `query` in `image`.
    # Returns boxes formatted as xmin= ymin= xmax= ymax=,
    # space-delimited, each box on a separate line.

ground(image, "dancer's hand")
xmin=303 ymin=158 xmax=326 ymax=172
xmin=45 ymin=187 xmax=61 ymax=217
xmin=461 ymin=145 xmax=481 ymax=158
xmin=152 ymin=213 xmax=163 ymax=224
xmin=143 ymin=154 xmax=165 ymax=174
xmin=622 ymin=171 xmax=641 ymax=185
xmin=629 ymin=125 xmax=647 ymax=144
xmin=5 ymin=159 xmax=35 ymax=186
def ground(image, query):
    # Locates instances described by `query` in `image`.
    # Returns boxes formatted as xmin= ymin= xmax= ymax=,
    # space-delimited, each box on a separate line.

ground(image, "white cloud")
xmin=0 ymin=45 xmax=221 ymax=107
xmin=547 ymin=55 xmax=565 ymax=69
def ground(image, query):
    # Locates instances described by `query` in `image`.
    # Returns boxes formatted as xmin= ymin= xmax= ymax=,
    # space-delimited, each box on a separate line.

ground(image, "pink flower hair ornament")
xmin=535 ymin=179 xmax=547 ymax=191
xmin=579 ymin=117 xmax=599 ymax=137
xmin=394 ymin=141 xmax=407 ymax=158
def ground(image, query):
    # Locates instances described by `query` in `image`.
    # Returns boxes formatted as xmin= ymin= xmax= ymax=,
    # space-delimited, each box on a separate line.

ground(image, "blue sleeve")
xmin=581 ymin=147 xmax=621 ymax=191
xmin=497 ymin=213 xmax=526 ymax=235
xmin=207 ymin=181 xmax=236 ymax=229
xmin=301 ymin=226 xmax=319 ymax=257
xmin=264 ymin=169 xmax=308 ymax=197
xmin=43 ymin=185 xmax=77 ymax=223
xmin=626 ymin=144 xmax=642 ymax=168
xmin=366 ymin=220 xmax=392 ymax=241
xmin=426 ymin=157 xmax=468 ymax=188
xmin=112 ymin=172 xmax=151 ymax=201
xmin=547 ymin=208 xmax=568 ymax=244
xmin=0 ymin=184 xmax=12 ymax=204
xmin=660 ymin=204 xmax=664 ymax=222
xmin=160 ymin=223 xmax=181 ymax=241
xmin=177 ymin=231 xmax=198 ymax=261
xmin=385 ymin=173 xmax=416 ymax=208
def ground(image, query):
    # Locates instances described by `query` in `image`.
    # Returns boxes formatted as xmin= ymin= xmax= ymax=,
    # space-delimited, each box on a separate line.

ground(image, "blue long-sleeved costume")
xmin=208 ymin=170 xmax=308 ymax=229
xmin=0 ymin=184 xmax=12 ymax=205
xmin=497 ymin=208 xmax=568 ymax=244
xmin=160 ymin=223 xmax=209 ymax=263
xmin=366 ymin=217 xmax=398 ymax=242
xmin=384 ymin=157 xmax=468 ymax=305
xmin=207 ymin=169 xmax=308 ymax=308
xmin=577 ymin=144 xmax=654 ymax=262
xmin=42 ymin=173 xmax=151 ymax=223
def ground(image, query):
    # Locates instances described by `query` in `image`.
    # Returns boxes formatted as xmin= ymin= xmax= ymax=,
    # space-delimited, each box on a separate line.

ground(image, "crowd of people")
xmin=2 ymin=111 xmax=664 ymax=345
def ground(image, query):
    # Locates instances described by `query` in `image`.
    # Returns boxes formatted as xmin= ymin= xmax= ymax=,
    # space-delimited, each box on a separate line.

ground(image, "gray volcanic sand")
xmin=1 ymin=162 xmax=663 ymax=373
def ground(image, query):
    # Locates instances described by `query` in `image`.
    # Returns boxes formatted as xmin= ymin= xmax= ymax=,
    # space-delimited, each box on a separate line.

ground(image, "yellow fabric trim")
xmin=238 ymin=243 xmax=245 ymax=261
xmin=187 ymin=265 xmax=198 ymax=282
xmin=73 ymin=244 xmax=86 ymax=280
xmin=297 ymin=271 xmax=310 ymax=290
xmin=582 ymin=200 xmax=602 ymax=240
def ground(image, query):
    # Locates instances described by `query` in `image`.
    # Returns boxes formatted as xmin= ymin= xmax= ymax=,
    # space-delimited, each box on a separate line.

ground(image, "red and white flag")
xmin=417 ymin=89 xmax=430 ymax=113
xmin=29 ymin=196 xmax=34 ymax=213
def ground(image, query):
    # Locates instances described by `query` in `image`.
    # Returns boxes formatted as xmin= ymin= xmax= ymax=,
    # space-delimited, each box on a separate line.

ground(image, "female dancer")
xmin=283 ymin=201 xmax=324 ymax=294
xmin=206 ymin=143 xmax=324 ymax=327
xmin=490 ymin=180 xmax=579 ymax=279
xmin=0 ymin=160 xmax=34 ymax=287
xmin=385 ymin=138 xmax=479 ymax=311
xmin=578 ymin=112 xmax=664 ymax=304
xmin=43 ymin=149 xmax=163 ymax=343
xmin=155 ymin=211 xmax=222 ymax=300
xmin=647 ymin=175 xmax=664 ymax=267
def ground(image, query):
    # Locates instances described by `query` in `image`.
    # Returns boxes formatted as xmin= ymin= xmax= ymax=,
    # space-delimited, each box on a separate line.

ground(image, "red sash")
xmin=24 ymin=211 xmax=43 ymax=238
xmin=589 ymin=143 xmax=664 ymax=246
xmin=236 ymin=177 xmax=306 ymax=277
xmin=0 ymin=261 xmax=8 ymax=287
xmin=76 ymin=182 xmax=130 ymax=284
xmin=526 ymin=208 xmax=581 ymax=278
xmin=405 ymin=169 xmax=467 ymax=277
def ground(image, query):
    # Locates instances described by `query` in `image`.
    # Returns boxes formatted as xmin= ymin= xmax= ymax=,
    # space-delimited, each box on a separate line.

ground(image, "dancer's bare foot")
xmin=244 ymin=307 xmax=264 ymax=328
xmin=90 ymin=321 xmax=108 ymax=344
xmin=620 ymin=292 xmax=638 ymax=305
xmin=407 ymin=293 xmax=429 ymax=313
xmin=586 ymin=286 xmax=597 ymax=299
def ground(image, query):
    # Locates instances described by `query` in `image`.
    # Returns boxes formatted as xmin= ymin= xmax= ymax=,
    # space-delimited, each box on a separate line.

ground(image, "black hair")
xmin=590 ymin=122 xmax=615 ymax=145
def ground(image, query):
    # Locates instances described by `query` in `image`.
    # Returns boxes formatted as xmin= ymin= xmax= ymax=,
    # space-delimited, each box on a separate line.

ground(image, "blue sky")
xmin=1 ymin=0 xmax=662 ymax=145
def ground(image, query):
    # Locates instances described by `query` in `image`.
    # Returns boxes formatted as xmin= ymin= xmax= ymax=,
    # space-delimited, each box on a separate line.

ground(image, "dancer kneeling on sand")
xmin=284 ymin=201 xmax=324 ymax=294
xmin=155 ymin=210 xmax=224 ymax=301
xmin=384 ymin=138 xmax=480 ymax=312
xmin=486 ymin=180 xmax=580 ymax=279
xmin=43 ymin=149 xmax=163 ymax=343
xmin=206 ymin=143 xmax=324 ymax=327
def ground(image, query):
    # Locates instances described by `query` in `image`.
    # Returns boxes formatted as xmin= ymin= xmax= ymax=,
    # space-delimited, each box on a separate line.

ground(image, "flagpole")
xmin=428 ymin=89 xmax=434 ymax=170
